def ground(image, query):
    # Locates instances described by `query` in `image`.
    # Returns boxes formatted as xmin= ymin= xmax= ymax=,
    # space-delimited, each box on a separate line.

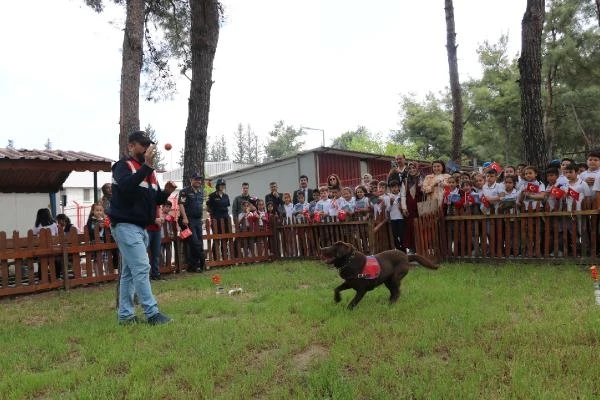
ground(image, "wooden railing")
xmin=0 ymin=221 xmax=180 ymax=297
xmin=442 ymin=203 xmax=599 ymax=262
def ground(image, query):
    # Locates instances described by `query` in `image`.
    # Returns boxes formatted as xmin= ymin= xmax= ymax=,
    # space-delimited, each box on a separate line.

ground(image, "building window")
xmin=83 ymin=188 xmax=91 ymax=202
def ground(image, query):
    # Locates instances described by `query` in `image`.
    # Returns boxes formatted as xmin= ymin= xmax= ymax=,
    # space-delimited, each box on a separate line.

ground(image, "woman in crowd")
xmin=422 ymin=160 xmax=451 ymax=205
xmin=403 ymin=162 xmax=423 ymax=254
xmin=327 ymin=173 xmax=342 ymax=191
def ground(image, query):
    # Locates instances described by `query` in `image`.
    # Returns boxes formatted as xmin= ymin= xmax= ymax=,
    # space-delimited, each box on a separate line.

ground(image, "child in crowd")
xmin=580 ymin=150 xmax=600 ymax=194
xmin=443 ymin=176 xmax=461 ymax=214
xmin=544 ymin=168 xmax=565 ymax=211
xmin=265 ymin=201 xmax=277 ymax=229
xmin=315 ymin=186 xmax=332 ymax=218
xmin=460 ymin=180 xmax=479 ymax=214
xmin=337 ymin=187 xmax=355 ymax=217
xmin=32 ymin=208 xmax=59 ymax=236
xmin=86 ymin=202 xmax=109 ymax=273
xmin=236 ymin=200 xmax=257 ymax=256
xmin=293 ymin=192 xmax=309 ymax=222
xmin=498 ymin=175 xmax=519 ymax=213
xmin=353 ymin=185 xmax=371 ymax=219
xmin=256 ymin=199 xmax=267 ymax=227
xmin=480 ymin=169 xmax=504 ymax=213
xmin=87 ymin=202 xmax=107 ymax=243
xmin=564 ymin=163 xmax=591 ymax=212
xmin=565 ymin=163 xmax=592 ymax=247
xmin=387 ymin=180 xmax=407 ymax=250
xmin=328 ymin=187 xmax=341 ymax=218
xmin=373 ymin=181 xmax=390 ymax=219
xmin=309 ymin=188 xmax=320 ymax=214
xmin=282 ymin=192 xmax=294 ymax=223
xmin=472 ymin=173 xmax=486 ymax=194
xmin=519 ymin=165 xmax=545 ymax=210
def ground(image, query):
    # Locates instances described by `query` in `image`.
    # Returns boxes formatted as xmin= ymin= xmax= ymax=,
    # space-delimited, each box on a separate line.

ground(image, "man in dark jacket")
xmin=178 ymin=172 xmax=205 ymax=272
xmin=109 ymin=130 xmax=177 ymax=325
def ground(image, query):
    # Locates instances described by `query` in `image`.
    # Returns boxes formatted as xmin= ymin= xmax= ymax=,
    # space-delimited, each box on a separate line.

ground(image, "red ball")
xmin=164 ymin=143 xmax=172 ymax=151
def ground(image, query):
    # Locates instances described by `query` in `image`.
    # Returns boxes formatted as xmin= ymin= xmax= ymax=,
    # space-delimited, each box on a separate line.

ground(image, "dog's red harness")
xmin=357 ymin=256 xmax=380 ymax=279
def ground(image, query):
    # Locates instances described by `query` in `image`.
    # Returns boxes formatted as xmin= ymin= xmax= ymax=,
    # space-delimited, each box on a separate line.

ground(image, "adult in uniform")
xmin=178 ymin=173 xmax=206 ymax=272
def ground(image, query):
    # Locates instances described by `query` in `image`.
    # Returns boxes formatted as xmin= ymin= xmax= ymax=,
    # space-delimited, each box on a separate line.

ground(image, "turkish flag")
xmin=526 ymin=183 xmax=540 ymax=193
xmin=490 ymin=162 xmax=503 ymax=174
xmin=480 ymin=194 xmax=490 ymax=208
xmin=550 ymin=186 xmax=564 ymax=199
xmin=567 ymin=187 xmax=580 ymax=201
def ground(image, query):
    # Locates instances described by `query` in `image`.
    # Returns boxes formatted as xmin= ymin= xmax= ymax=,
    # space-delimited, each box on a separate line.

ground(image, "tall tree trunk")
xmin=119 ymin=0 xmax=144 ymax=158
xmin=596 ymin=0 xmax=600 ymax=27
xmin=519 ymin=0 xmax=547 ymax=169
xmin=444 ymin=0 xmax=464 ymax=165
xmin=184 ymin=0 xmax=220 ymax=185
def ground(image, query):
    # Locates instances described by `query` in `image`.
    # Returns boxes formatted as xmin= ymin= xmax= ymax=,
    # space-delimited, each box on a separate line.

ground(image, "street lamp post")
xmin=301 ymin=126 xmax=325 ymax=147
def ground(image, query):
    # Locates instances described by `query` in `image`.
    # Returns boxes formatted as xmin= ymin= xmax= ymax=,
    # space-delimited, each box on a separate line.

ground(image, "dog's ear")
xmin=336 ymin=242 xmax=353 ymax=258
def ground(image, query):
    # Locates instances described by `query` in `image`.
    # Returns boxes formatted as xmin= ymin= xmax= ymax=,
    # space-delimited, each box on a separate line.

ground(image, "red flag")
xmin=526 ymin=183 xmax=539 ymax=193
xmin=313 ymin=212 xmax=321 ymax=223
xmin=465 ymin=194 xmax=475 ymax=206
xmin=453 ymin=197 xmax=465 ymax=208
xmin=490 ymin=162 xmax=503 ymax=174
xmin=550 ymin=186 xmax=564 ymax=199
xmin=567 ymin=187 xmax=580 ymax=201
xmin=480 ymin=194 xmax=490 ymax=208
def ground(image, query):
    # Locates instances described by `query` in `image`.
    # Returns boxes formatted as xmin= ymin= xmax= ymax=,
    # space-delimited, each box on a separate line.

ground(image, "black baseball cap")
xmin=127 ymin=131 xmax=155 ymax=146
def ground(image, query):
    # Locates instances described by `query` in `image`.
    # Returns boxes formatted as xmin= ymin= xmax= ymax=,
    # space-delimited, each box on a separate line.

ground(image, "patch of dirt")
xmin=20 ymin=314 xmax=49 ymax=327
xmin=292 ymin=343 xmax=330 ymax=373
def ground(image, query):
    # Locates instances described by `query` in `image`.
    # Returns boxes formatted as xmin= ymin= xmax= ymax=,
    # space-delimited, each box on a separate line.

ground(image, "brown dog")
xmin=320 ymin=241 xmax=438 ymax=309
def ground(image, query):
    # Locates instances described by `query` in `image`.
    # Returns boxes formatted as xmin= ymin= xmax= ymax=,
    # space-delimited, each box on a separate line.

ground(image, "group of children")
xmin=441 ymin=154 xmax=599 ymax=216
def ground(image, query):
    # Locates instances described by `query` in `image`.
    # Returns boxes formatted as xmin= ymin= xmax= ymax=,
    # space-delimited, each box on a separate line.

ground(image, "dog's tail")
xmin=408 ymin=254 xmax=438 ymax=270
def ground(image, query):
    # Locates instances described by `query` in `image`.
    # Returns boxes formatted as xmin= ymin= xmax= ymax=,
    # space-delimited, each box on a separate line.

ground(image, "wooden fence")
xmin=6 ymin=201 xmax=597 ymax=298
xmin=0 ymin=221 xmax=179 ymax=298
xmin=418 ymin=201 xmax=600 ymax=263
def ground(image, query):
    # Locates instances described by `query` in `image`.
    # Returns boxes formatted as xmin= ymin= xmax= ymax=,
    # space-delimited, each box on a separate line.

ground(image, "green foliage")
xmin=264 ymin=120 xmax=304 ymax=160
xmin=2 ymin=262 xmax=600 ymax=398
xmin=207 ymin=134 xmax=229 ymax=162
xmin=463 ymin=35 xmax=522 ymax=165
xmin=232 ymin=124 xmax=260 ymax=164
xmin=85 ymin=0 xmax=193 ymax=101
xmin=394 ymin=93 xmax=453 ymax=160
xmin=543 ymin=0 xmax=600 ymax=153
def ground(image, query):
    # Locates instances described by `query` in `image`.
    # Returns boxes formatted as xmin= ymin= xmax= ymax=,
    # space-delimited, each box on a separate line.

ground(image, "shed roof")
xmin=0 ymin=148 xmax=114 ymax=193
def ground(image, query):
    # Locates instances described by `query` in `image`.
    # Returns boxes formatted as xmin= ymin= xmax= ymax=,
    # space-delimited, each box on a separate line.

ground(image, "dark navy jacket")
xmin=108 ymin=157 xmax=169 ymax=228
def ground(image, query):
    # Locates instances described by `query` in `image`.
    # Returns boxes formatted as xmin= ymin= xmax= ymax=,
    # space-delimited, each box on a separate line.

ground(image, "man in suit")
xmin=293 ymin=174 xmax=313 ymax=205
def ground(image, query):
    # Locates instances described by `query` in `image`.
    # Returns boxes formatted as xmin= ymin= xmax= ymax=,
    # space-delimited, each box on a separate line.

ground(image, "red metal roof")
xmin=0 ymin=148 xmax=113 ymax=193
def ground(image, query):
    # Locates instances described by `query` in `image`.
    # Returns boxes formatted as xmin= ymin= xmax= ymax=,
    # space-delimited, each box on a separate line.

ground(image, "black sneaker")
xmin=150 ymin=275 xmax=165 ymax=281
xmin=119 ymin=316 xmax=141 ymax=325
xmin=147 ymin=313 xmax=173 ymax=325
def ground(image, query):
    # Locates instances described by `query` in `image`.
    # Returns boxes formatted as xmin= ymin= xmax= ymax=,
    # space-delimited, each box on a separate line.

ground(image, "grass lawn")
xmin=1 ymin=260 xmax=600 ymax=399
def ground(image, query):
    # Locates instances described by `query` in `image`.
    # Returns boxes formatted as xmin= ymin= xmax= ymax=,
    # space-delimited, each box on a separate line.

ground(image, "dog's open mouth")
xmin=320 ymin=255 xmax=336 ymax=264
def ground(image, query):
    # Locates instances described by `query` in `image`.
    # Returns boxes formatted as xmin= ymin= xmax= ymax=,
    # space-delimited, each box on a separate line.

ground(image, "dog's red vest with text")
xmin=360 ymin=256 xmax=381 ymax=279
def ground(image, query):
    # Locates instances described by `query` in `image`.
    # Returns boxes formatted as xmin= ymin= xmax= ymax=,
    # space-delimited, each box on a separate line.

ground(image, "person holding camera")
xmin=387 ymin=154 xmax=408 ymax=187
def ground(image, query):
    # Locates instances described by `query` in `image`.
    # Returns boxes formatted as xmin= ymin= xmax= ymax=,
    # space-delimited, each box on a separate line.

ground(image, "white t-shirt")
xmin=565 ymin=180 xmax=591 ymax=211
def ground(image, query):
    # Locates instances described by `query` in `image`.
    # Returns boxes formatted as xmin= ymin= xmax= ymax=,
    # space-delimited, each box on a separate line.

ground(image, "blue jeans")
xmin=147 ymin=229 xmax=162 ymax=278
xmin=112 ymin=223 xmax=159 ymax=321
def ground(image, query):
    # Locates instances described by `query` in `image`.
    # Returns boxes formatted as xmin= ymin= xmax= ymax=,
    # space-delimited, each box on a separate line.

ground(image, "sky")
xmin=1 ymin=0 xmax=525 ymax=170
